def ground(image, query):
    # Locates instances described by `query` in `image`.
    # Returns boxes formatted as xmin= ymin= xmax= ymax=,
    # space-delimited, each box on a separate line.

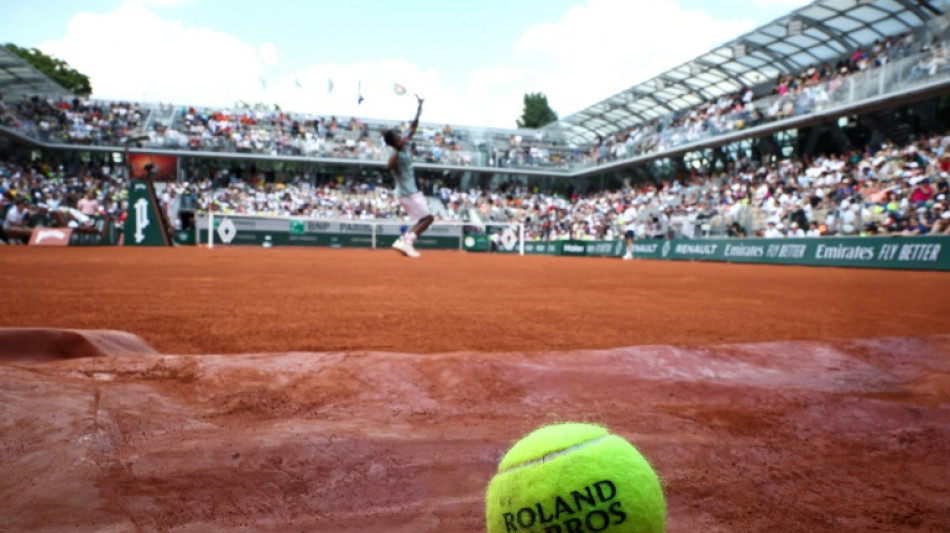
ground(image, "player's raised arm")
xmin=406 ymin=94 xmax=424 ymax=140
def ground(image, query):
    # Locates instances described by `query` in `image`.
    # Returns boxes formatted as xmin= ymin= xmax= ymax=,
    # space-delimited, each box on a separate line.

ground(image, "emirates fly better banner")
xmin=492 ymin=235 xmax=948 ymax=270
xmin=627 ymin=236 xmax=948 ymax=270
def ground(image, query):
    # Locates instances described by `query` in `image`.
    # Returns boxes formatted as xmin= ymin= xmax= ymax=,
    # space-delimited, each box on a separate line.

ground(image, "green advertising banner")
xmin=68 ymin=216 xmax=120 ymax=246
xmin=493 ymin=236 xmax=948 ymax=270
xmin=462 ymin=225 xmax=524 ymax=253
xmin=523 ymin=241 xmax=562 ymax=255
xmin=196 ymin=215 xmax=462 ymax=250
xmin=123 ymin=180 xmax=169 ymax=246
xmin=191 ymin=212 xmax=948 ymax=271
xmin=626 ymin=236 xmax=949 ymax=270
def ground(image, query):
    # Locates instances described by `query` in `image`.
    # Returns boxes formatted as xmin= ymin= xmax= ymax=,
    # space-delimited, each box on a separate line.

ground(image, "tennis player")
xmin=384 ymin=94 xmax=433 ymax=258
xmin=621 ymin=203 xmax=638 ymax=260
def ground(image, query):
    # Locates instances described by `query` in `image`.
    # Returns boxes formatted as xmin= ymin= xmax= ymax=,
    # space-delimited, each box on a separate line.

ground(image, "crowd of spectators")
xmin=477 ymin=132 xmax=950 ymax=241
xmin=3 ymin=24 xmax=948 ymax=177
xmin=196 ymin=175 xmax=438 ymax=221
xmin=4 ymin=17 xmax=950 ymax=245
xmin=564 ymin=29 xmax=950 ymax=169
xmin=0 ymin=95 xmax=145 ymax=146
xmin=0 ymin=94 xmax=476 ymax=167
xmin=0 ymin=158 xmax=128 ymax=243
xmin=4 ymin=130 xmax=950 ymax=246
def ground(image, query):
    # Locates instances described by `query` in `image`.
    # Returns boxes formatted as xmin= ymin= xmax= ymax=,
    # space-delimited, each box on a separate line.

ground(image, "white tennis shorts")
xmin=398 ymin=192 xmax=430 ymax=223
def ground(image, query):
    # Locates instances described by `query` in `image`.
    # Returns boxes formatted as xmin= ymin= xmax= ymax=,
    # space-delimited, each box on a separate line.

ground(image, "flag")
xmin=294 ymin=78 xmax=303 ymax=89
xmin=358 ymin=80 xmax=364 ymax=105
xmin=328 ymin=79 xmax=334 ymax=93
xmin=259 ymin=76 xmax=267 ymax=89
xmin=394 ymin=83 xmax=407 ymax=95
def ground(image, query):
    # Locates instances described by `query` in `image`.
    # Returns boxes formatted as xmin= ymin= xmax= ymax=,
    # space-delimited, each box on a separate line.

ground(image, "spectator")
xmin=788 ymin=222 xmax=805 ymax=238
xmin=764 ymin=220 xmax=784 ymax=238
xmin=2 ymin=197 xmax=32 ymax=244
xmin=77 ymin=190 xmax=100 ymax=216
xmin=728 ymin=221 xmax=747 ymax=237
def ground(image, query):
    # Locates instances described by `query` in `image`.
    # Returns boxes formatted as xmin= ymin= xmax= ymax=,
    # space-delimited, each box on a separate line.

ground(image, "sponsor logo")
xmin=661 ymin=241 xmax=671 ymax=257
xmin=500 ymin=229 xmax=519 ymax=251
xmin=464 ymin=236 xmax=476 ymax=248
xmin=133 ymin=198 xmax=150 ymax=243
xmin=339 ymin=223 xmax=372 ymax=233
xmin=724 ymin=244 xmax=764 ymax=258
xmin=897 ymin=243 xmax=941 ymax=262
xmin=815 ymin=244 xmax=875 ymax=261
xmin=633 ymin=243 xmax=658 ymax=254
xmin=878 ymin=242 xmax=942 ymax=262
xmin=587 ymin=243 xmax=615 ymax=255
xmin=425 ymin=225 xmax=455 ymax=235
xmin=497 ymin=480 xmax=627 ymax=533
xmin=674 ymin=243 xmax=718 ymax=256
xmin=526 ymin=243 xmax=558 ymax=253
xmin=766 ymin=244 xmax=806 ymax=259
xmin=29 ymin=228 xmax=72 ymax=246
xmin=563 ymin=243 xmax=585 ymax=253
xmin=307 ymin=221 xmax=331 ymax=232
xmin=217 ymin=218 xmax=237 ymax=244
xmin=227 ymin=218 xmax=259 ymax=229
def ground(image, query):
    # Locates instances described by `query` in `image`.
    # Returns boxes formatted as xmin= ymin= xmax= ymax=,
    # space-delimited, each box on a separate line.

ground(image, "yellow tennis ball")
xmin=485 ymin=422 xmax=665 ymax=533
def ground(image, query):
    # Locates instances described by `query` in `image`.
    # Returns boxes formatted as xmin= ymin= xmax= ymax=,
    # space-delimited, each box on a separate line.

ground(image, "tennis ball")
xmin=485 ymin=423 xmax=665 ymax=533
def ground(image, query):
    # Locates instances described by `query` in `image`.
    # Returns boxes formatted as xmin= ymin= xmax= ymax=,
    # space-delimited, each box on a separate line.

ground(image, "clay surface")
xmin=1 ymin=247 xmax=948 ymax=532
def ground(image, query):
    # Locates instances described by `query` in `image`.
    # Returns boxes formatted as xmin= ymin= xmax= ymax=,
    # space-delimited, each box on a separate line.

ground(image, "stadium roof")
xmin=0 ymin=45 xmax=72 ymax=99
xmin=552 ymin=0 xmax=950 ymax=145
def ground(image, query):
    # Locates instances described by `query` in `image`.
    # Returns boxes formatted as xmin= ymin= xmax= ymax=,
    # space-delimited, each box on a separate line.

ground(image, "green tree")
xmin=517 ymin=92 xmax=558 ymax=128
xmin=4 ymin=43 xmax=92 ymax=96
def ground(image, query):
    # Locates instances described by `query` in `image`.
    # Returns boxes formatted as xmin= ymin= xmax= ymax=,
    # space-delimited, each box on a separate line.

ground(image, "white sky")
xmin=5 ymin=0 xmax=814 ymax=127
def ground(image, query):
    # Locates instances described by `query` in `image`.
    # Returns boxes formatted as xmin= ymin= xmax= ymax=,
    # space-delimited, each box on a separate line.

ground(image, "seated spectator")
xmin=909 ymin=177 xmax=935 ymax=206
xmin=764 ymin=220 xmax=784 ymax=238
xmin=931 ymin=208 xmax=950 ymax=234
xmin=77 ymin=190 xmax=100 ymax=216
xmin=2 ymin=197 xmax=33 ymax=244
xmin=727 ymin=221 xmax=746 ymax=237
xmin=788 ymin=222 xmax=805 ymax=238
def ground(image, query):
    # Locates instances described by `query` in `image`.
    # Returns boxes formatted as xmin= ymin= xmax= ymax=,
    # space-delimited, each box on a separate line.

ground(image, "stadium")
xmin=2 ymin=0 xmax=949 ymax=531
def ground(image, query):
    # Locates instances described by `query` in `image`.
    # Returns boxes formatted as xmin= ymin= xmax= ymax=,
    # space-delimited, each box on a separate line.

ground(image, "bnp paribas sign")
xmin=123 ymin=179 xmax=169 ymax=246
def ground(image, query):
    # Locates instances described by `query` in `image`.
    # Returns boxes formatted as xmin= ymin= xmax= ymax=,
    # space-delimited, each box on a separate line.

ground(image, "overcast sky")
xmin=2 ymin=0 xmax=812 ymax=127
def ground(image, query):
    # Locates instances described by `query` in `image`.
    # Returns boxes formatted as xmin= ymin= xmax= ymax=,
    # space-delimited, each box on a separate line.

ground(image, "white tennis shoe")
xmin=392 ymin=238 xmax=420 ymax=258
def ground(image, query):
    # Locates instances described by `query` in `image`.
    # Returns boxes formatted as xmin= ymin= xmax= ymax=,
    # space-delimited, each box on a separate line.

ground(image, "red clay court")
xmin=2 ymin=247 xmax=949 ymax=532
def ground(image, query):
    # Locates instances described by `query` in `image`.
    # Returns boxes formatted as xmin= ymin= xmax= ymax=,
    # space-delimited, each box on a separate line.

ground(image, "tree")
xmin=4 ymin=43 xmax=92 ymax=96
xmin=517 ymin=92 xmax=558 ymax=129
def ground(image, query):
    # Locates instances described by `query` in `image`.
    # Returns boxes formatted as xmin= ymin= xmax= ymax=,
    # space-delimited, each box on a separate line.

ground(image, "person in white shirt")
xmin=764 ymin=221 xmax=784 ymax=238
xmin=805 ymin=221 xmax=822 ymax=237
xmin=3 ymin=198 xmax=32 ymax=244
xmin=621 ymin=205 xmax=637 ymax=260
xmin=788 ymin=222 xmax=806 ymax=238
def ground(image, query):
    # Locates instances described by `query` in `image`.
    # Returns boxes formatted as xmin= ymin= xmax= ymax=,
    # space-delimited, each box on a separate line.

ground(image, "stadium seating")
xmin=3 ymin=23 xmax=949 ymax=174
xmin=4 ymin=127 xmax=950 ymax=244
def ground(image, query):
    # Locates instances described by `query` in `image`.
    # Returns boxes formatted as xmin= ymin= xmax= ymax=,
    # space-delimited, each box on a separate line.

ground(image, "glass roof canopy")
xmin=0 ymin=46 xmax=72 ymax=100
xmin=551 ymin=0 xmax=950 ymax=146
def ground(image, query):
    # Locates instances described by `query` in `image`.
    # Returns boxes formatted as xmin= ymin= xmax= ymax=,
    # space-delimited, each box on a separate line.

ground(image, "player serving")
xmin=383 ymin=94 xmax=434 ymax=258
